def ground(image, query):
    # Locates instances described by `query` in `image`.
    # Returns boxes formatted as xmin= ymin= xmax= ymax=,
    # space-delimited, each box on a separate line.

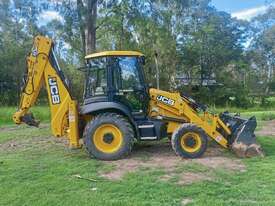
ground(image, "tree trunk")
xmin=77 ymin=0 xmax=97 ymax=56
xmin=77 ymin=0 xmax=86 ymax=57
xmin=86 ymin=0 xmax=97 ymax=54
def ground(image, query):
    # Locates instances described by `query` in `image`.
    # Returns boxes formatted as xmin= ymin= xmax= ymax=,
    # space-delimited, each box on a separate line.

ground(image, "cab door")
xmin=110 ymin=56 xmax=148 ymax=118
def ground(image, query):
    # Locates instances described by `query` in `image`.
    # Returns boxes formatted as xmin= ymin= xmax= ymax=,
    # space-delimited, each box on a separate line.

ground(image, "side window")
xmin=86 ymin=57 xmax=107 ymax=97
xmin=118 ymin=57 xmax=141 ymax=90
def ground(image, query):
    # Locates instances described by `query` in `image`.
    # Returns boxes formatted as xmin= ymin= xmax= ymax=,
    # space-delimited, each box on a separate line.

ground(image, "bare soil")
xmin=181 ymin=198 xmax=193 ymax=206
xmin=177 ymin=172 xmax=212 ymax=185
xmin=1 ymin=126 xmax=246 ymax=185
xmin=0 ymin=135 xmax=68 ymax=152
xmin=256 ymin=120 xmax=275 ymax=136
xmin=101 ymin=141 xmax=246 ymax=185
xmin=0 ymin=123 xmax=49 ymax=132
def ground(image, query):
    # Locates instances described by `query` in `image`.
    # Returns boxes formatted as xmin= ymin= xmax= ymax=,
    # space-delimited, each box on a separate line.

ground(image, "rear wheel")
xmin=171 ymin=124 xmax=208 ymax=158
xmin=83 ymin=113 xmax=134 ymax=160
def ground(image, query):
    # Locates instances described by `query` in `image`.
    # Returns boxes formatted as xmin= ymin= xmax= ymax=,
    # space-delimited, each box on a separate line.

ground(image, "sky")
xmin=39 ymin=0 xmax=275 ymax=24
xmin=211 ymin=0 xmax=274 ymax=20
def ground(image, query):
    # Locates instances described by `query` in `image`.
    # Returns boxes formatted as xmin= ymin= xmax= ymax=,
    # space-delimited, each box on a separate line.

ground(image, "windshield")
xmin=111 ymin=56 xmax=143 ymax=90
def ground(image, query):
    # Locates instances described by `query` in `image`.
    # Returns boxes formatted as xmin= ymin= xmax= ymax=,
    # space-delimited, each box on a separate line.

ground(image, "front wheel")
xmin=171 ymin=124 xmax=208 ymax=158
xmin=83 ymin=113 xmax=134 ymax=160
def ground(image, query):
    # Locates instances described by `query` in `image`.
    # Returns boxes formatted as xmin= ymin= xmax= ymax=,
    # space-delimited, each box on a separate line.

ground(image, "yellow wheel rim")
xmin=93 ymin=124 xmax=123 ymax=153
xmin=180 ymin=132 xmax=202 ymax=153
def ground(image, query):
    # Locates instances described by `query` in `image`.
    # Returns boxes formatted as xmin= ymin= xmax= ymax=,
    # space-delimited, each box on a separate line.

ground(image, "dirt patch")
xmin=0 ymin=123 xmax=49 ymax=132
xmin=0 ymin=126 xmax=20 ymax=132
xmin=193 ymin=157 xmax=246 ymax=172
xmin=0 ymin=135 xmax=68 ymax=152
xmin=177 ymin=172 xmax=212 ymax=185
xmin=181 ymin=198 xmax=193 ymax=205
xmin=101 ymin=142 xmax=182 ymax=180
xmin=159 ymin=174 xmax=174 ymax=182
xmin=100 ymin=141 xmax=246 ymax=184
xmin=256 ymin=120 xmax=275 ymax=136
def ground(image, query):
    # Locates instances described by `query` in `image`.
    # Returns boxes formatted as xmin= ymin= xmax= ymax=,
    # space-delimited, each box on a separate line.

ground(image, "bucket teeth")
xmin=219 ymin=113 xmax=264 ymax=158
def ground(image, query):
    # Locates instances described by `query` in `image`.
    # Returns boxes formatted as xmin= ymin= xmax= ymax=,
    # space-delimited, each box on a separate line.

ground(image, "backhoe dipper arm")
xmin=13 ymin=36 xmax=80 ymax=148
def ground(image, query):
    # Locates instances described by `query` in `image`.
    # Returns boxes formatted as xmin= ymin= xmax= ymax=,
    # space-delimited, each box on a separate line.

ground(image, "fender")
xmin=80 ymin=101 xmax=135 ymax=125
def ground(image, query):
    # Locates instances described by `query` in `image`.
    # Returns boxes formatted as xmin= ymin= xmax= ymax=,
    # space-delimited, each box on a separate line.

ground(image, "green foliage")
xmin=0 ymin=1 xmax=274 ymax=108
xmin=0 ymin=0 xmax=40 ymax=105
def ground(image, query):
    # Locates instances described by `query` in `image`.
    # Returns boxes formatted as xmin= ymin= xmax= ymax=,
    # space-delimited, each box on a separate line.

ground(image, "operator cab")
xmin=83 ymin=51 xmax=148 ymax=119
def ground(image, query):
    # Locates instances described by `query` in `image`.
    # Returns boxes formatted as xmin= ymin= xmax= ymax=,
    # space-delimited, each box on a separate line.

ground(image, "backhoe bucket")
xmin=220 ymin=113 xmax=264 ymax=158
xmin=21 ymin=112 xmax=40 ymax=127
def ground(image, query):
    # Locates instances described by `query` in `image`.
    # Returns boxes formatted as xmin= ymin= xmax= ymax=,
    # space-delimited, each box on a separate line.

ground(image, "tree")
xmin=247 ymin=5 xmax=275 ymax=104
xmin=77 ymin=0 xmax=97 ymax=54
xmin=0 ymin=0 xmax=38 ymax=105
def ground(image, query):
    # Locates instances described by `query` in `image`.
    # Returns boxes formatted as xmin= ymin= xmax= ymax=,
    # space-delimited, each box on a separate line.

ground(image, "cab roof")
xmin=85 ymin=51 xmax=144 ymax=59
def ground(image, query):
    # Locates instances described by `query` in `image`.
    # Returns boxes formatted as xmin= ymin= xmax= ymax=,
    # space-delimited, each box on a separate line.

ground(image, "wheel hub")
xmin=185 ymin=136 xmax=196 ymax=147
xmin=103 ymin=133 xmax=114 ymax=144
xmin=180 ymin=132 xmax=202 ymax=153
xmin=93 ymin=124 xmax=123 ymax=153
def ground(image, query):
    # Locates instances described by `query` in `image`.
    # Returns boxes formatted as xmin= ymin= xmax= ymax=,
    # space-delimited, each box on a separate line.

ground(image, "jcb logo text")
xmin=156 ymin=95 xmax=175 ymax=106
xmin=48 ymin=77 xmax=61 ymax=104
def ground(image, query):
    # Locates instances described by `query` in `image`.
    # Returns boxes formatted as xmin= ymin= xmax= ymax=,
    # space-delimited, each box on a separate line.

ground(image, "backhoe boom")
xmin=13 ymin=36 xmax=80 ymax=148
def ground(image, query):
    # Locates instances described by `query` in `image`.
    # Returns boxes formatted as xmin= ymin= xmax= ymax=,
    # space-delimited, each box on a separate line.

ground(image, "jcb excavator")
xmin=13 ymin=36 xmax=263 ymax=160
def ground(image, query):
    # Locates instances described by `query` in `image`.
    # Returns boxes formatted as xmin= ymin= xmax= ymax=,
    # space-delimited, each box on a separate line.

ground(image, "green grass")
xmin=210 ymin=107 xmax=275 ymax=122
xmin=1 ymin=107 xmax=275 ymax=205
xmin=0 ymin=125 xmax=51 ymax=143
xmin=0 ymin=106 xmax=50 ymax=126
xmin=1 ymin=124 xmax=275 ymax=205
xmin=241 ymin=111 xmax=275 ymax=121
xmin=212 ymin=106 xmax=275 ymax=113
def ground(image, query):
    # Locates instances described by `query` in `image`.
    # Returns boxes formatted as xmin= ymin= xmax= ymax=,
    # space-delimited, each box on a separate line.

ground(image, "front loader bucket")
xmin=220 ymin=113 xmax=264 ymax=158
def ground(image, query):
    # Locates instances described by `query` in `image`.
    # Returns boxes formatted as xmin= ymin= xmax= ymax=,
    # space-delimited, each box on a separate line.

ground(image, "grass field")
xmin=1 ymin=107 xmax=275 ymax=205
xmin=0 ymin=106 xmax=50 ymax=126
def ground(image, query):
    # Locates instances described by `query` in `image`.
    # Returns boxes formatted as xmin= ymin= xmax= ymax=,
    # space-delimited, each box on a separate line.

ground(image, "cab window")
xmin=85 ymin=57 xmax=107 ymax=97
xmin=112 ymin=57 xmax=141 ymax=90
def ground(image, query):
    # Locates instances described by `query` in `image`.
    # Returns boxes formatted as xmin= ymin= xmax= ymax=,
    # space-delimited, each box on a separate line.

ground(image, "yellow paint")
xmin=167 ymin=122 xmax=181 ymax=134
xmin=148 ymin=88 xmax=231 ymax=148
xmin=93 ymin=124 xmax=123 ymax=153
xmin=13 ymin=35 xmax=80 ymax=148
xmin=180 ymin=132 xmax=202 ymax=153
xmin=85 ymin=51 xmax=144 ymax=59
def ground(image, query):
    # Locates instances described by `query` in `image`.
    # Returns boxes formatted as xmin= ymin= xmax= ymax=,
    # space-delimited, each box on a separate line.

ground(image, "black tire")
xmin=83 ymin=112 xmax=134 ymax=160
xmin=171 ymin=123 xmax=208 ymax=158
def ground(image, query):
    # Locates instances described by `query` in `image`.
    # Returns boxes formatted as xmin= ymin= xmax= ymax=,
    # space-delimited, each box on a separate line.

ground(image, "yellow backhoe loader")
xmin=13 ymin=36 xmax=263 ymax=160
